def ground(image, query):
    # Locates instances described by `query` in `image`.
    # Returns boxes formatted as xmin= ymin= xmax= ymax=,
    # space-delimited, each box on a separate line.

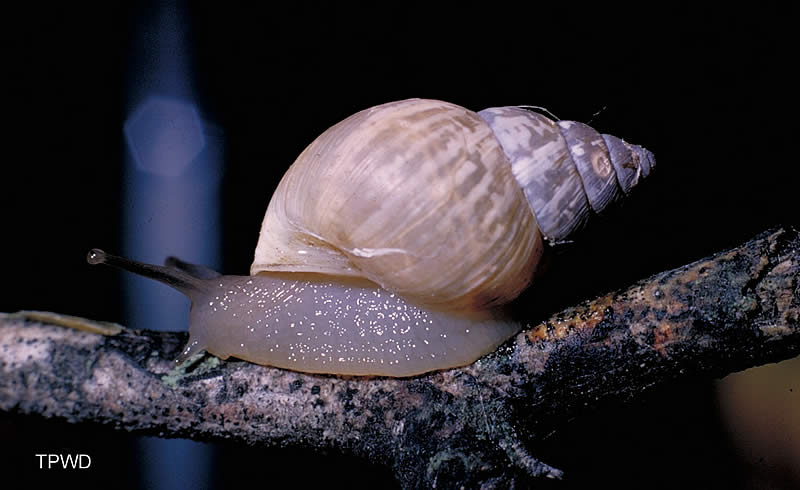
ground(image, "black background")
xmin=3 ymin=3 xmax=797 ymax=489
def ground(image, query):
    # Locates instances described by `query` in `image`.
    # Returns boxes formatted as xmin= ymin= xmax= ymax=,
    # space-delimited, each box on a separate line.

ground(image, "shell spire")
xmin=478 ymin=106 xmax=655 ymax=243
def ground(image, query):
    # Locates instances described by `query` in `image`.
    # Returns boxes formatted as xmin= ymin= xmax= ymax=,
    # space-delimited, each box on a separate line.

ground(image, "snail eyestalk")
xmin=86 ymin=248 xmax=209 ymax=296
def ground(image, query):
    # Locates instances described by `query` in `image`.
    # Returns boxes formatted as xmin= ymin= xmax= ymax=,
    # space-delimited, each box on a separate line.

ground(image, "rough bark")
xmin=1 ymin=227 xmax=798 ymax=488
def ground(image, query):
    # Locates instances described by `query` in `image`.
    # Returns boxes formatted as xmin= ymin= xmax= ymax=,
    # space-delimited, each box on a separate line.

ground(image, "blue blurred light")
xmin=122 ymin=1 xmax=221 ymax=488
xmin=124 ymin=96 xmax=206 ymax=177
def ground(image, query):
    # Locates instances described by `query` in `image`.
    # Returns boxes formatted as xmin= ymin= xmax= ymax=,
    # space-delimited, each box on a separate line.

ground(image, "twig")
xmin=1 ymin=227 xmax=798 ymax=488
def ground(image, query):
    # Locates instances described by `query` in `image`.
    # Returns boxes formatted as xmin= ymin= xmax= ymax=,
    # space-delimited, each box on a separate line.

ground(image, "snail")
xmin=89 ymin=98 xmax=654 ymax=377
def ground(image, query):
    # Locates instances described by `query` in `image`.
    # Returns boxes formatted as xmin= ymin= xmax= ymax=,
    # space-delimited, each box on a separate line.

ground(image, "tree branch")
xmin=1 ymin=227 xmax=798 ymax=488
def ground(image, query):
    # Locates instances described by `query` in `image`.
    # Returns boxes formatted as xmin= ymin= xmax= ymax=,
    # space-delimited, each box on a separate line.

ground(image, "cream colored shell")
xmin=252 ymin=99 xmax=544 ymax=311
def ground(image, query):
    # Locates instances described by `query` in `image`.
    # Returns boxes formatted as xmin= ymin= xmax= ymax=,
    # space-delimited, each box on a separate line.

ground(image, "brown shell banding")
xmin=479 ymin=106 xmax=655 ymax=242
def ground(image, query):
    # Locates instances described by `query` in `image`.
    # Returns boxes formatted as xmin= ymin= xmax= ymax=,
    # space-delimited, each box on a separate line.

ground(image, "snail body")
xmin=89 ymin=99 xmax=654 ymax=376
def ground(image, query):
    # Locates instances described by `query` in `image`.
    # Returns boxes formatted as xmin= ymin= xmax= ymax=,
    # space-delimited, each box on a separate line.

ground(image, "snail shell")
xmin=89 ymin=98 xmax=654 ymax=376
xmin=252 ymin=99 xmax=653 ymax=310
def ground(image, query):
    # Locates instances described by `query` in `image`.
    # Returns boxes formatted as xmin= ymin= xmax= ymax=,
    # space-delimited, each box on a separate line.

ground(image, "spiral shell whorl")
xmin=253 ymin=99 xmax=544 ymax=311
xmin=478 ymin=106 xmax=655 ymax=242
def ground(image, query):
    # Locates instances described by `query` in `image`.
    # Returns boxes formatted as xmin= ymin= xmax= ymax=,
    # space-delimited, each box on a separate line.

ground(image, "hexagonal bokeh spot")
xmin=124 ymin=96 xmax=206 ymax=176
